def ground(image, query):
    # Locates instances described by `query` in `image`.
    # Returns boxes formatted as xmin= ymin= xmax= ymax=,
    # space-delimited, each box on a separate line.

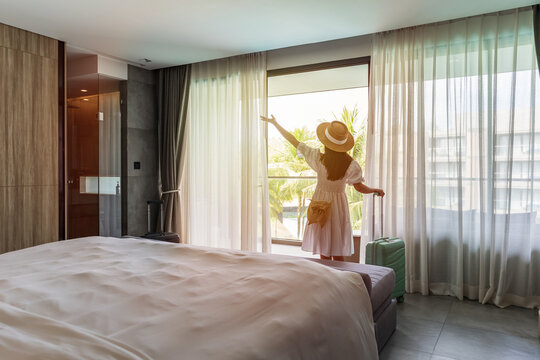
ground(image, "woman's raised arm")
xmin=261 ymin=115 xmax=300 ymax=148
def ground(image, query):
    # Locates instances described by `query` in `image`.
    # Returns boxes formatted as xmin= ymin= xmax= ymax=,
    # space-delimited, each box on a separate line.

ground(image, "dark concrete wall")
xmin=122 ymin=65 xmax=159 ymax=236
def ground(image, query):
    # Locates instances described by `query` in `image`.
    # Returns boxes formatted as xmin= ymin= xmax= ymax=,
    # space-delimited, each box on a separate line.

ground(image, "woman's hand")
xmin=260 ymin=115 xmax=277 ymax=126
xmin=373 ymin=188 xmax=385 ymax=197
xmin=261 ymin=115 xmax=300 ymax=148
xmin=353 ymin=182 xmax=385 ymax=197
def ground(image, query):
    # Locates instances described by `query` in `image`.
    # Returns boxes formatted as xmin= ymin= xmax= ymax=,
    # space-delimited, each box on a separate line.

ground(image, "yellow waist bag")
xmin=307 ymin=200 xmax=332 ymax=227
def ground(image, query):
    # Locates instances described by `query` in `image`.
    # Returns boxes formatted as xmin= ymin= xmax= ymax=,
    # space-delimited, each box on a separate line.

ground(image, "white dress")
xmin=298 ymin=142 xmax=364 ymax=257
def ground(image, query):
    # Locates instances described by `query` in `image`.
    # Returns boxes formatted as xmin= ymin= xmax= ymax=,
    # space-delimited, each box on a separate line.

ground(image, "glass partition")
xmin=66 ymin=54 xmax=122 ymax=238
xmin=98 ymin=76 xmax=121 ymax=237
xmin=67 ymin=73 xmax=100 ymax=238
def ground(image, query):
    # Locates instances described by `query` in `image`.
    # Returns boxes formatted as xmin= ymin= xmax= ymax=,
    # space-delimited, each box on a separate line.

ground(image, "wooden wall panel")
xmin=0 ymin=186 xmax=58 ymax=252
xmin=5 ymin=48 xmax=24 ymax=187
xmin=0 ymin=22 xmax=59 ymax=254
xmin=0 ymin=47 xmax=6 ymax=186
xmin=0 ymin=187 xmax=7 ymax=254
xmin=0 ymin=23 xmax=57 ymax=59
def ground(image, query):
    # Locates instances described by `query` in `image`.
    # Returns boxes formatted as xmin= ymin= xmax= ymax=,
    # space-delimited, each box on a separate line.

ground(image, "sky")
xmin=268 ymin=87 xmax=369 ymax=151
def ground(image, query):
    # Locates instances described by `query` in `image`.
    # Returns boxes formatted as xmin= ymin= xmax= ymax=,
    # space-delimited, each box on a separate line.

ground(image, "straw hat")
xmin=316 ymin=121 xmax=354 ymax=152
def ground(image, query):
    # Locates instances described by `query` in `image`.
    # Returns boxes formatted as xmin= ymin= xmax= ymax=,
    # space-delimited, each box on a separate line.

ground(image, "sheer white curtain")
xmin=182 ymin=52 xmax=271 ymax=252
xmin=364 ymin=7 xmax=540 ymax=307
xmin=99 ymin=91 xmax=121 ymax=237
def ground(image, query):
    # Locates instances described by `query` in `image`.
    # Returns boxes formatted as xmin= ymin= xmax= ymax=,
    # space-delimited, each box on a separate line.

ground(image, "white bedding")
xmin=0 ymin=237 xmax=377 ymax=359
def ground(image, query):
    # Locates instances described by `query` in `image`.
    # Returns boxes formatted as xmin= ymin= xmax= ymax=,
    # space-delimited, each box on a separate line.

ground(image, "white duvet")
xmin=0 ymin=237 xmax=377 ymax=359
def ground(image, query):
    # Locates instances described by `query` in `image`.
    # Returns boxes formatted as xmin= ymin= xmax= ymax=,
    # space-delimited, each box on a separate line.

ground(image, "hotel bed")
xmin=0 ymin=237 xmax=378 ymax=359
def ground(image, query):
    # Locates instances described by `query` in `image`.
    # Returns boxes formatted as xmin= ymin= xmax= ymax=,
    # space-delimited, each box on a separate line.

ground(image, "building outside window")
xmin=426 ymin=69 xmax=540 ymax=216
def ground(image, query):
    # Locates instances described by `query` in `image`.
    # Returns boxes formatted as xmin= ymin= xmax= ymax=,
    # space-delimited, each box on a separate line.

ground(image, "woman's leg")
xmin=320 ymin=255 xmax=331 ymax=260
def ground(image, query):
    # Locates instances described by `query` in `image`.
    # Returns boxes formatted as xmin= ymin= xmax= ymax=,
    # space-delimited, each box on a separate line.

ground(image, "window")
xmin=267 ymin=59 xmax=370 ymax=243
xmin=423 ymin=68 xmax=540 ymax=215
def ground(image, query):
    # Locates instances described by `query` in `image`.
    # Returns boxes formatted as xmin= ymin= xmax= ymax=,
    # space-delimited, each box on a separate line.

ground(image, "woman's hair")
xmin=320 ymin=147 xmax=353 ymax=181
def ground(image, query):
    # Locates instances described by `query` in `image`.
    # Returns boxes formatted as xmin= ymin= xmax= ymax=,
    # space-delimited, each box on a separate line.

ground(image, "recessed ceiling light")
xmin=81 ymin=89 xmax=88 ymax=92
xmin=83 ymin=98 xmax=89 ymax=101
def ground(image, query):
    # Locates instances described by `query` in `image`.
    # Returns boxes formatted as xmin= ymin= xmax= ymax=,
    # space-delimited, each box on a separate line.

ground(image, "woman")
xmin=261 ymin=115 xmax=384 ymax=261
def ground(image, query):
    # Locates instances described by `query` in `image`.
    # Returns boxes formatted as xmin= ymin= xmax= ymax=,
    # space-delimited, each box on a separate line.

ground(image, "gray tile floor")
xmin=380 ymin=293 xmax=540 ymax=360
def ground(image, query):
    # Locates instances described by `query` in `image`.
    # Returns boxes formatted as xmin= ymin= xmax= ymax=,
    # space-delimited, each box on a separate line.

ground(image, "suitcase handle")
xmin=370 ymin=194 xmax=384 ymax=264
xmin=371 ymin=193 xmax=383 ymax=242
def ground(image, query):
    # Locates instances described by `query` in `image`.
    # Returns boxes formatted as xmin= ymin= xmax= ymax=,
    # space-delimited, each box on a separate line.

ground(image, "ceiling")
xmin=0 ymin=0 xmax=536 ymax=70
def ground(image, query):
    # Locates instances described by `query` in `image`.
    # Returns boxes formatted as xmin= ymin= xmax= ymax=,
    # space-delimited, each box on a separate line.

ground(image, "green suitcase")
xmin=365 ymin=195 xmax=405 ymax=302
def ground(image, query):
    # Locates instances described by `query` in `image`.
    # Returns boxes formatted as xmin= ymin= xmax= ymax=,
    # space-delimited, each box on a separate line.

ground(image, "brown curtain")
xmin=534 ymin=5 xmax=539 ymax=74
xmin=156 ymin=65 xmax=191 ymax=237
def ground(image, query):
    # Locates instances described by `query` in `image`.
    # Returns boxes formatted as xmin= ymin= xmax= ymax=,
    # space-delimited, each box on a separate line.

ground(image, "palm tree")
xmin=335 ymin=106 xmax=366 ymax=167
xmin=272 ymin=127 xmax=317 ymax=173
xmin=267 ymin=167 xmax=288 ymax=234
xmin=274 ymin=127 xmax=318 ymax=237
xmin=333 ymin=106 xmax=367 ymax=230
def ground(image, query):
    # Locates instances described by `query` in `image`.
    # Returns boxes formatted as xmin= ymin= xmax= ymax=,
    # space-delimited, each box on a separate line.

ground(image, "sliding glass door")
xmin=66 ymin=61 xmax=122 ymax=238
